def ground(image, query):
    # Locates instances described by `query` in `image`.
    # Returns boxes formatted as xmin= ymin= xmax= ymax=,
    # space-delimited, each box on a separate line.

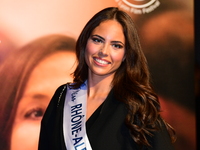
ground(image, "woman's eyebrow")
xmin=91 ymin=34 xmax=105 ymax=41
xmin=32 ymin=94 xmax=49 ymax=100
xmin=92 ymin=34 xmax=124 ymax=45
xmin=111 ymin=41 xmax=124 ymax=46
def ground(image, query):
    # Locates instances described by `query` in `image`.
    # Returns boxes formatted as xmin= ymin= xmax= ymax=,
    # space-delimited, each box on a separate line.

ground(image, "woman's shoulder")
xmin=44 ymin=83 xmax=68 ymax=112
xmin=51 ymin=83 xmax=72 ymax=106
xmin=55 ymin=83 xmax=68 ymax=93
xmin=55 ymin=84 xmax=68 ymax=96
xmin=41 ymin=83 xmax=68 ymax=123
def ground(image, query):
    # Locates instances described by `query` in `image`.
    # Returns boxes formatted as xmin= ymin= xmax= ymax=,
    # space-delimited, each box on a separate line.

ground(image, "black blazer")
xmin=38 ymin=84 xmax=175 ymax=150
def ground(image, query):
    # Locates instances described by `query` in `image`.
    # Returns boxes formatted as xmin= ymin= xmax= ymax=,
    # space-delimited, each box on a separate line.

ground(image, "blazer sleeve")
xmin=147 ymin=119 xmax=175 ymax=150
xmin=38 ymin=84 xmax=67 ymax=150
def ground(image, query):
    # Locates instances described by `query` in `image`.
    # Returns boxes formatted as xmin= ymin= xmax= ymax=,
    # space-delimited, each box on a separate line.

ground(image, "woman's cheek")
xmin=11 ymin=121 xmax=41 ymax=150
xmin=11 ymin=107 xmax=45 ymax=150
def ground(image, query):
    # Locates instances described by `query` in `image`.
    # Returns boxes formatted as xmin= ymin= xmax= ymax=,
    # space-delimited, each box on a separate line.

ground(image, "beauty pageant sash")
xmin=63 ymin=81 xmax=92 ymax=150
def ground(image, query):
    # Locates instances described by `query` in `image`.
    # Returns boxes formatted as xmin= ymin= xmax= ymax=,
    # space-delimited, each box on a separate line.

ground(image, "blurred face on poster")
xmin=10 ymin=51 xmax=76 ymax=150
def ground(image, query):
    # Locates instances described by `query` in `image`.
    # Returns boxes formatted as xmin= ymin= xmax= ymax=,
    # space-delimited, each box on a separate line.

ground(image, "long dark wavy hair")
xmin=73 ymin=7 xmax=176 ymax=147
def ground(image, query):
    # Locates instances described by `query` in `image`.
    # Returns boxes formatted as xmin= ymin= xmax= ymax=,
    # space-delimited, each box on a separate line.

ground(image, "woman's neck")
xmin=86 ymin=73 xmax=113 ymax=120
xmin=87 ymin=73 xmax=113 ymax=99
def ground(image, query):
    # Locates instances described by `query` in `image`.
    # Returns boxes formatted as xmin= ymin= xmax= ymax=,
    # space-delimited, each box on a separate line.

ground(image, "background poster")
xmin=0 ymin=0 xmax=195 ymax=150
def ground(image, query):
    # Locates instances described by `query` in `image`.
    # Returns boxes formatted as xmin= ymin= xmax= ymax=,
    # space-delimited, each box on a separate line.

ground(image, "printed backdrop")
xmin=0 ymin=0 xmax=195 ymax=150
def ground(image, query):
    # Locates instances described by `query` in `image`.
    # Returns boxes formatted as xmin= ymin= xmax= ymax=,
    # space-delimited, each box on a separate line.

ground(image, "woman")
xmin=0 ymin=34 xmax=77 ymax=150
xmin=38 ymin=7 xmax=176 ymax=150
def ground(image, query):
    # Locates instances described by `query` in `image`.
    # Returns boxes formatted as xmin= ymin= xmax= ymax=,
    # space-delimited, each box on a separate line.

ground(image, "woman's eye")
xmin=92 ymin=38 xmax=103 ymax=43
xmin=24 ymin=108 xmax=45 ymax=120
xmin=112 ymin=44 xmax=123 ymax=49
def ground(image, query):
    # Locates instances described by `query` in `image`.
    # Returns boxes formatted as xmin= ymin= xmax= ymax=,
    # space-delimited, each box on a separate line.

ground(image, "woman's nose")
xmin=98 ymin=45 xmax=108 ymax=57
xmin=98 ymin=51 xmax=108 ymax=57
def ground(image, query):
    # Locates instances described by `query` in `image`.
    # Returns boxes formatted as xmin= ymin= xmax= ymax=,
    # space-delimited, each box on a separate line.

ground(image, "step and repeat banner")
xmin=0 ymin=0 xmax=195 ymax=150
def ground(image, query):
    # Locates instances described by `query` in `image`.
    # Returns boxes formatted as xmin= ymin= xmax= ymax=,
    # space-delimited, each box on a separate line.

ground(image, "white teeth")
xmin=95 ymin=58 xmax=109 ymax=64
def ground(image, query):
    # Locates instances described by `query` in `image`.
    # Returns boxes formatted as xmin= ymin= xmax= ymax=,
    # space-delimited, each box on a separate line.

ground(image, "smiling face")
xmin=10 ymin=51 xmax=76 ymax=150
xmin=85 ymin=20 xmax=125 ymax=78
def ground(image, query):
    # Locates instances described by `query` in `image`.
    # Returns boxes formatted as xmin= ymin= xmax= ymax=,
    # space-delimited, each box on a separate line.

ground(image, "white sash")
xmin=63 ymin=81 xmax=92 ymax=150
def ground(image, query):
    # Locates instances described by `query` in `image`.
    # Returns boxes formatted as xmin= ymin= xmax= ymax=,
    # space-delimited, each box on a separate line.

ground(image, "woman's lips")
xmin=93 ymin=57 xmax=111 ymax=66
